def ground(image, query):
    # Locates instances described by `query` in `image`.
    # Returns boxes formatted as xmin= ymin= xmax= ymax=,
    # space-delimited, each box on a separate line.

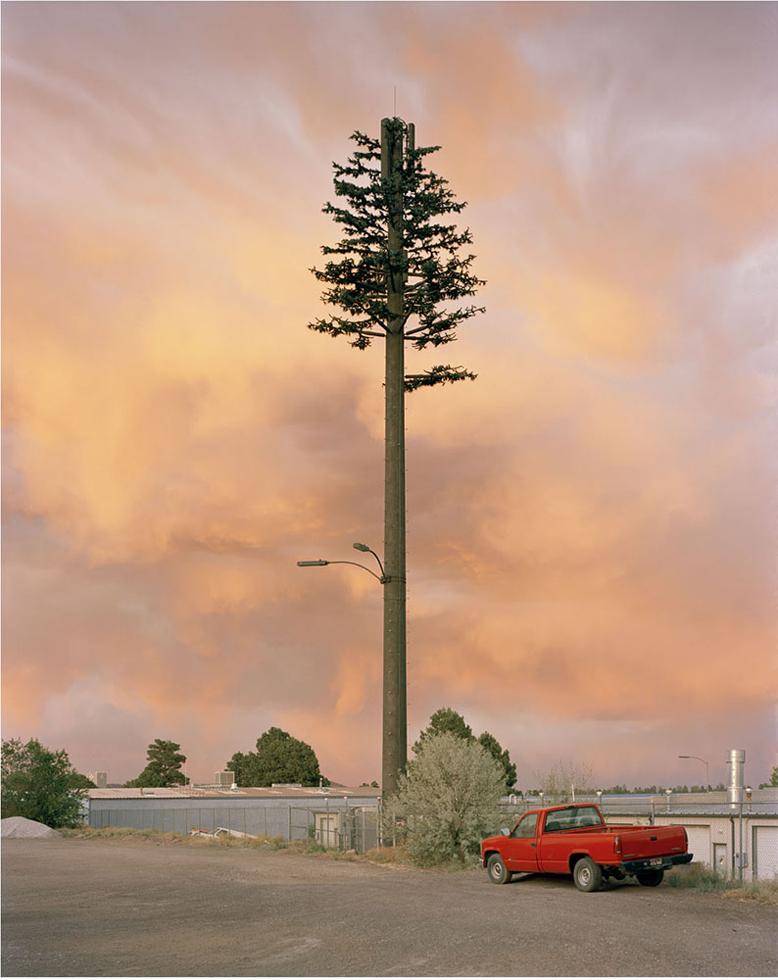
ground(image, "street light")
xmin=297 ymin=543 xmax=386 ymax=583
xmin=678 ymin=754 xmax=710 ymax=789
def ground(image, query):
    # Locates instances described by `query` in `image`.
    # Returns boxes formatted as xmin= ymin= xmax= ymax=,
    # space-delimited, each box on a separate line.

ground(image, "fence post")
xmin=288 ymin=806 xmax=292 ymax=842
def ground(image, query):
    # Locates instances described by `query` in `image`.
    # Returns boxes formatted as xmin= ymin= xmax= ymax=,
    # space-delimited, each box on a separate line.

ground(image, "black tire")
xmin=573 ymin=856 xmax=603 ymax=892
xmin=636 ymin=869 xmax=664 ymax=887
xmin=486 ymin=853 xmax=512 ymax=885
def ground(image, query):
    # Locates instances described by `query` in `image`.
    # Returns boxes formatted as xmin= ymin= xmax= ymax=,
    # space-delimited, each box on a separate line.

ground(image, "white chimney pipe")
xmin=727 ymin=749 xmax=745 ymax=807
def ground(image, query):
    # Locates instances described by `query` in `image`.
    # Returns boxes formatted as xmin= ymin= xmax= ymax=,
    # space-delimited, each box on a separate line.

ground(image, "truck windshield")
xmin=544 ymin=806 xmax=603 ymax=833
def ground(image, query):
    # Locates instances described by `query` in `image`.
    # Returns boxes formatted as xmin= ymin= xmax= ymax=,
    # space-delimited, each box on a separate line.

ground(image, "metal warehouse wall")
xmin=87 ymin=797 xmax=380 ymax=851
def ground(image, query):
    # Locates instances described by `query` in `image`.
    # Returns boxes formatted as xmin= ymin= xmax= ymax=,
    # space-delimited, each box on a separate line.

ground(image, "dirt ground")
xmin=3 ymin=837 xmax=777 ymax=977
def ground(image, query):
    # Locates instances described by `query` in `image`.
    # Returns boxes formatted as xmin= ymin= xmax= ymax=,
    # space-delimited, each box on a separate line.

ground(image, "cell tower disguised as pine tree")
xmin=308 ymin=117 xmax=485 ymax=796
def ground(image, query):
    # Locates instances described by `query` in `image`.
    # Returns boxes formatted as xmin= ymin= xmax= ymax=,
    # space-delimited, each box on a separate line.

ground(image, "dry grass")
xmin=62 ymin=828 xmax=484 ymax=873
xmin=665 ymin=863 xmax=778 ymax=905
xmin=62 ymin=826 xmax=369 ymax=861
xmin=61 ymin=826 xmax=290 ymax=850
xmin=721 ymin=880 xmax=778 ymax=906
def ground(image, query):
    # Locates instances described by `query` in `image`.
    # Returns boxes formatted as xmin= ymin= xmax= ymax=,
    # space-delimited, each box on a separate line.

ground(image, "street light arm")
xmin=364 ymin=547 xmax=385 ymax=579
xmin=678 ymin=754 xmax=710 ymax=787
xmin=326 ymin=560 xmax=384 ymax=583
xmin=297 ymin=558 xmax=384 ymax=584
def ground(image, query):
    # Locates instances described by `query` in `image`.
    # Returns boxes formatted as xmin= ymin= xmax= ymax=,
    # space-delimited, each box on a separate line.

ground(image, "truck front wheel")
xmin=486 ymin=854 xmax=512 ymax=884
xmin=636 ymin=869 xmax=664 ymax=887
xmin=573 ymin=857 xmax=602 ymax=892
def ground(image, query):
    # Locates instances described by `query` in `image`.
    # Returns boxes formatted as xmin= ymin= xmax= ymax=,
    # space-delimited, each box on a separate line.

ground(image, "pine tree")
xmin=226 ymin=728 xmax=326 ymax=787
xmin=309 ymin=118 xmax=484 ymax=795
xmin=413 ymin=707 xmax=475 ymax=752
xmin=477 ymin=732 xmax=518 ymax=794
xmin=127 ymin=738 xmax=187 ymax=788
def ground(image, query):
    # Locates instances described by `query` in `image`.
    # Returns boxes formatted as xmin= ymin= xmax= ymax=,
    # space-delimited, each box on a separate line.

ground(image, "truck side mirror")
xmin=500 ymin=827 xmax=510 ymax=837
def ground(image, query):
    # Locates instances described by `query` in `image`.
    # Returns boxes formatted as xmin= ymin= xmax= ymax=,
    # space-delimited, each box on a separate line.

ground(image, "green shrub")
xmin=385 ymin=732 xmax=504 ymax=866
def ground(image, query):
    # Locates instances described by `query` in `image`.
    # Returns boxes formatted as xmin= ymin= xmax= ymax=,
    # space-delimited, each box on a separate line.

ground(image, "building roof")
xmin=87 ymin=785 xmax=382 ymax=800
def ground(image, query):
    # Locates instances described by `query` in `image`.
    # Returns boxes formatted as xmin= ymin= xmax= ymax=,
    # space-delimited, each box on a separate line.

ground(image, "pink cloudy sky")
xmin=3 ymin=3 xmax=776 ymax=789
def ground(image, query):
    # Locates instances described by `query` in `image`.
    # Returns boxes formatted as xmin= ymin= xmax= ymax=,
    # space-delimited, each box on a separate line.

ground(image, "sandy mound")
xmin=1 ymin=816 xmax=61 ymax=838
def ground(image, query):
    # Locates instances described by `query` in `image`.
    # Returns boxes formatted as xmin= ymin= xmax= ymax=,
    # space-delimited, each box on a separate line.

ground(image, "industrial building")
xmin=85 ymin=751 xmax=777 ymax=877
xmin=86 ymin=783 xmax=381 ymax=851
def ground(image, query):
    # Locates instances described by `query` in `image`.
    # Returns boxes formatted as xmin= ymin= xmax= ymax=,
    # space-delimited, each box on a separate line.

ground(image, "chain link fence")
xmin=89 ymin=804 xmax=381 ymax=852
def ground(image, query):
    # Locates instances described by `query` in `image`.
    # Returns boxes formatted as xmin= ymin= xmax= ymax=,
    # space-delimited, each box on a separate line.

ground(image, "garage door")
xmin=753 ymin=826 xmax=778 ymax=880
xmin=684 ymin=825 xmax=711 ymax=866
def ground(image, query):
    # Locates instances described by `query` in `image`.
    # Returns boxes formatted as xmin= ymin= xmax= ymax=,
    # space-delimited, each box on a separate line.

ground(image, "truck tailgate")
xmin=617 ymin=825 xmax=687 ymax=860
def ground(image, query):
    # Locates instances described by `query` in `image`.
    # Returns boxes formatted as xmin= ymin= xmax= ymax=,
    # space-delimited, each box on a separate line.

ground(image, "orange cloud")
xmin=3 ymin=2 xmax=776 ymax=788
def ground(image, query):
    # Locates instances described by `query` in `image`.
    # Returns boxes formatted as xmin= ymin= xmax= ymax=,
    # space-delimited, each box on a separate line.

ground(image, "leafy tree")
xmin=759 ymin=766 xmax=778 ymax=789
xmin=412 ymin=707 xmax=474 ymax=752
xmin=69 ymin=772 xmax=96 ymax=790
xmin=413 ymin=708 xmax=517 ymax=792
xmin=478 ymin=732 xmax=517 ymax=793
xmin=127 ymin=739 xmax=187 ymax=788
xmin=227 ymin=728 xmax=325 ymax=787
xmin=386 ymin=732 xmax=504 ymax=865
xmin=1 ymin=737 xmax=89 ymax=827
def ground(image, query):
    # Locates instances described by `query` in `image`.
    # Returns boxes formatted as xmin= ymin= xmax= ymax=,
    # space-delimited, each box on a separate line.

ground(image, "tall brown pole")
xmin=381 ymin=117 xmax=407 ymax=797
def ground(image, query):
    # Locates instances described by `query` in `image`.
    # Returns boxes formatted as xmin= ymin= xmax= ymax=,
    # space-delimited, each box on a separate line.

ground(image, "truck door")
xmin=503 ymin=812 xmax=540 ymax=872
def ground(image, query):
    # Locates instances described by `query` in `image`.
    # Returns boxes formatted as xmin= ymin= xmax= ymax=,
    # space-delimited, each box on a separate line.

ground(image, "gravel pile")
xmin=1 ymin=816 xmax=61 ymax=838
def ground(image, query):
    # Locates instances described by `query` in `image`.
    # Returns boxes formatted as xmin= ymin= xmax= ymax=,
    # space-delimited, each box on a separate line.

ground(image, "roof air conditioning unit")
xmin=215 ymin=771 xmax=235 ymax=787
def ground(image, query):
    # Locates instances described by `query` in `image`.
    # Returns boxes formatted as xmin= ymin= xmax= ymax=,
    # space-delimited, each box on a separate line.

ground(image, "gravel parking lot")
xmin=3 ymin=837 xmax=776 ymax=977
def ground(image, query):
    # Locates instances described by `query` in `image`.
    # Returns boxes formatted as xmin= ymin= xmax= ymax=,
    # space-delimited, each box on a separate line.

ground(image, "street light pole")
xmin=298 ymin=542 xmax=393 ymax=786
xmin=678 ymin=754 xmax=710 ymax=789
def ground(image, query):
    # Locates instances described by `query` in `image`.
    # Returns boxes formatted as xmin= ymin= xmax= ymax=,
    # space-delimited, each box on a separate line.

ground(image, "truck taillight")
xmin=614 ymin=835 xmax=622 ymax=854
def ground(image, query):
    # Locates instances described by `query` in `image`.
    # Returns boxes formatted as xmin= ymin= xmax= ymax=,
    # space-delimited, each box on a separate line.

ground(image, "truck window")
xmin=511 ymin=813 xmax=538 ymax=839
xmin=544 ymin=806 xmax=602 ymax=833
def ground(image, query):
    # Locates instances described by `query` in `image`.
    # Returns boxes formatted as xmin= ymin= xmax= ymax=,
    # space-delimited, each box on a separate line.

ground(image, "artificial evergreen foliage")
xmin=309 ymin=119 xmax=484 ymax=390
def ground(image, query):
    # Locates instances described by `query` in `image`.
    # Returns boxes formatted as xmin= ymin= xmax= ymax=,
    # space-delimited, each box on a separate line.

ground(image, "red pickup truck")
xmin=481 ymin=802 xmax=691 ymax=892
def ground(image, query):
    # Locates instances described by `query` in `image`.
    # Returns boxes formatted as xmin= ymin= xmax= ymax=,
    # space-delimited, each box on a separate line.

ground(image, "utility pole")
xmin=308 ymin=116 xmax=483 ymax=800
xmin=380 ymin=117 xmax=411 ymax=796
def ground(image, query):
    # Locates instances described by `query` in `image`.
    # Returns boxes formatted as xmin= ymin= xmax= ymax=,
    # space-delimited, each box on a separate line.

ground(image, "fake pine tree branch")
xmin=403 ymin=365 xmax=478 ymax=393
xmin=308 ymin=119 xmax=485 ymax=376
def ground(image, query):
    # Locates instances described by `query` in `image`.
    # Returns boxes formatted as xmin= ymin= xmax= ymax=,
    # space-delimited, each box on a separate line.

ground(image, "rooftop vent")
xmin=214 ymin=771 xmax=235 ymax=788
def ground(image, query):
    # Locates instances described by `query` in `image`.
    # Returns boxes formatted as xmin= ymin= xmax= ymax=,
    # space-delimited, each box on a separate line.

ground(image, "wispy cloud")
xmin=3 ymin=2 xmax=775 ymax=787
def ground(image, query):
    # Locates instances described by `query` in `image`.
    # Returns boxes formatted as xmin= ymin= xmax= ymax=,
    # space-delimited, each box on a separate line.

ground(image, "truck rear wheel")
xmin=573 ymin=857 xmax=602 ymax=892
xmin=636 ymin=869 xmax=664 ymax=887
xmin=486 ymin=854 xmax=512 ymax=884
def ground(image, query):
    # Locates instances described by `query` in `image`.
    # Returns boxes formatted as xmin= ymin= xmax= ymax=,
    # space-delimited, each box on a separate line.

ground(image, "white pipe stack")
xmin=728 ymin=749 xmax=745 ymax=807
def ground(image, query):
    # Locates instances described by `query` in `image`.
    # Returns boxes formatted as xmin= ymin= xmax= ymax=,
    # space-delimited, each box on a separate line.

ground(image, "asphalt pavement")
xmin=2 ymin=837 xmax=776 ymax=977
